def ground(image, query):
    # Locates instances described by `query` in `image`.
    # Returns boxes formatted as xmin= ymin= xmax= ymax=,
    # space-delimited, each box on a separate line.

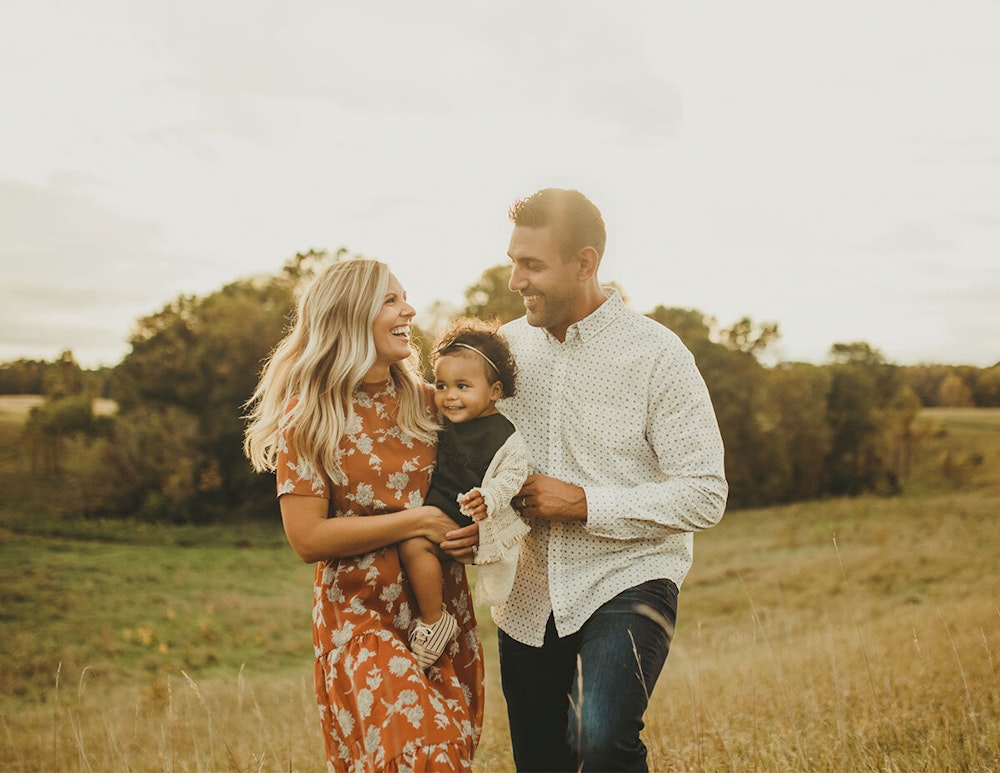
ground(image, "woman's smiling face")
xmin=368 ymin=273 xmax=416 ymax=379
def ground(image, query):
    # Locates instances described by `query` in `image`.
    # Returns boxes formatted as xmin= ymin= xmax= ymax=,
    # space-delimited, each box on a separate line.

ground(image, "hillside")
xmin=0 ymin=408 xmax=997 ymax=770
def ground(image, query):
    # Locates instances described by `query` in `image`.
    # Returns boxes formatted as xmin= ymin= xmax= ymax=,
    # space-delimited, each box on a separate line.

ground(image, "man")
xmin=493 ymin=188 xmax=727 ymax=772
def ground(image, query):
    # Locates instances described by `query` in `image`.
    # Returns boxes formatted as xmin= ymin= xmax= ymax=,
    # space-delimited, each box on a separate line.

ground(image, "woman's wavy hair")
xmin=432 ymin=317 xmax=518 ymax=399
xmin=243 ymin=258 xmax=437 ymax=484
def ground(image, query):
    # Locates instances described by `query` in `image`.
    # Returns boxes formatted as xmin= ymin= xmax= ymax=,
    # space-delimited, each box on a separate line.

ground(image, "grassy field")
xmin=1 ymin=404 xmax=998 ymax=771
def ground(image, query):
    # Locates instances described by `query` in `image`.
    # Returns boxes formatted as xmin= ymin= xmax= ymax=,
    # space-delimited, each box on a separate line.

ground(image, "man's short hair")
xmin=508 ymin=188 xmax=606 ymax=261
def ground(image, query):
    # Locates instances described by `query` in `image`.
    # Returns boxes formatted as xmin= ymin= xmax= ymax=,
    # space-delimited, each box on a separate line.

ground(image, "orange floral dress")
xmin=276 ymin=380 xmax=485 ymax=772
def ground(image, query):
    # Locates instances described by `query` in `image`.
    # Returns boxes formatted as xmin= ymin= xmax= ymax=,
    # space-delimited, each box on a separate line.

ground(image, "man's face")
xmin=507 ymin=225 xmax=581 ymax=341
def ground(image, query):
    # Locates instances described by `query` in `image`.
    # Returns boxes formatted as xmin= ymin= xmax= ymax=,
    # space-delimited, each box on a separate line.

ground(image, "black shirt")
xmin=424 ymin=413 xmax=516 ymax=526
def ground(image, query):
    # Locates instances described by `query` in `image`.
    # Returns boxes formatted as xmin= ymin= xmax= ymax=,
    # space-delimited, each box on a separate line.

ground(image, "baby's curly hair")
xmin=432 ymin=317 xmax=518 ymax=398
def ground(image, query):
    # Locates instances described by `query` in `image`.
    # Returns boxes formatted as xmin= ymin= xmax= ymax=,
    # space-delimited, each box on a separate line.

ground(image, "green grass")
xmin=0 ymin=525 xmax=312 ymax=702
xmin=1 ymin=407 xmax=998 ymax=771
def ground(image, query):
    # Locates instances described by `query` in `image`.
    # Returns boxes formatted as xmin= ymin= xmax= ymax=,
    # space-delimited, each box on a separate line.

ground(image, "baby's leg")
xmin=399 ymin=537 xmax=460 ymax=669
xmin=397 ymin=536 xmax=444 ymax=624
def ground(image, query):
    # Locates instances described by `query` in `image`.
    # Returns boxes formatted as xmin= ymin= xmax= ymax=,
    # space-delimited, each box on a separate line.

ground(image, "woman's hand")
xmin=418 ymin=505 xmax=463 ymax=545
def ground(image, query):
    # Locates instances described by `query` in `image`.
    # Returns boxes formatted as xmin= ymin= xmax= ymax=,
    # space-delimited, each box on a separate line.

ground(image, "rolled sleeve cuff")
xmin=584 ymin=487 xmax=631 ymax=539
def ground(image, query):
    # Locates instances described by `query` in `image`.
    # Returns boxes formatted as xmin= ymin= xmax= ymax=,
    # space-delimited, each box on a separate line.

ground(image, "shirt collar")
xmin=546 ymin=287 xmax=624 ymax=344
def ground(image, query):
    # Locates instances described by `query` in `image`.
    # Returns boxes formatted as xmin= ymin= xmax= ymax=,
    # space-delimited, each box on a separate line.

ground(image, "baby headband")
xmin=443 ymin=342 xmax=500 ymax=375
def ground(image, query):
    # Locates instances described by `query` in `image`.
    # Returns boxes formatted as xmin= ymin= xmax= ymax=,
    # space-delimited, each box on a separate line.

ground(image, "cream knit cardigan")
xmin=460 ymin=430 xmax=533 ymax=606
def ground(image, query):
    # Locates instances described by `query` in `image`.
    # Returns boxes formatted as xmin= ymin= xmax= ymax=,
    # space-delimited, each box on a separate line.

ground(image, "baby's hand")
xmin=458 ymin=490 xmax=488 ymax=521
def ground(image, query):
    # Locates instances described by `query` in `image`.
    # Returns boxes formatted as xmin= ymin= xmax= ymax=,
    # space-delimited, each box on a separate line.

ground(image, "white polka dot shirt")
xmin=494 ymin=289 xmax=728 ymax=646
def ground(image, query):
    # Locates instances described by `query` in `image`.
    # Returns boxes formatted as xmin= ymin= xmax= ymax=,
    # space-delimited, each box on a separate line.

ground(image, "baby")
xmin=398 ymin=318 xmax=532 ymax=669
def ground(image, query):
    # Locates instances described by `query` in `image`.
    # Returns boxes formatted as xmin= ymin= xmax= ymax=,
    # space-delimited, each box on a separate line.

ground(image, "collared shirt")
xmin=494 ymin=289 xmax=728 ymax=646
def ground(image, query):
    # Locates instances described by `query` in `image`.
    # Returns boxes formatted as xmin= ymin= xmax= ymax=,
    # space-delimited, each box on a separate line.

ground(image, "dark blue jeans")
xmin=498 ymin=578 xmax=679 ymax=772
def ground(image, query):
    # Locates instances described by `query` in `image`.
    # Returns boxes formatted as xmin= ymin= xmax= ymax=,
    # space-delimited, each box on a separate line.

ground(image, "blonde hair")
xmin=243 ymin=258 xmax=437 ymax=485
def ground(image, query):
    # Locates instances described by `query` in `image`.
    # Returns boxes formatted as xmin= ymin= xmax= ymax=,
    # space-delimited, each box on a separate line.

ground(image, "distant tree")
xmin=42 ymin=350 xmax=85 ymax=400
xmin=419 ymin=300 xmax=461 ymax=336
xmin=23 ymin=394 xmax=98 ymax=475
xmin=97 ymin=249 xmax=353 ymax=520
xmin=706 ymin=346 xmax=790 ymax=508
xmin=904 ymin=363 xmax=998 ymax=408
xmin=18 ymin=351 xmax=107 ymax=476
xmin=767 ymin=363 xmax=833 ymax=501
xmin=937 ymin=373 xmax=974 ymax=407
xmin=825 ymin=361 xmax=881 ymax=495
xmin=824 ymin=341 xmax=915 ymax=495
xmin=639 ymin=323 xmax=920 ymax=505
xmin=96 ymin=404 xmax=203 ymax=520
xmin=111 ymin=296 xmax=202 ymax=413
xmin=51 ymin=253 xmax=934 ymax=520
xmin=885 ymin=382 xmax=923 ymax=482
xmin=0 ymin=358 xmax=47 ymax=394
xmin=829 ymin=341 xmax=885 ymax=367
xmin=460 ymin=264 xmax=526 ymax=324
xmin=648 ymin=306 xmax=793 ymax=507
xmin=646 ymin=306 xmax=715 ymax=356
xmin=720 ymin=317 xmax=780 ymax=358
xmin=972 ymin=365 xmax=1000 ymax=407
xmin=903 ymin=364 xmax=950 ymax=407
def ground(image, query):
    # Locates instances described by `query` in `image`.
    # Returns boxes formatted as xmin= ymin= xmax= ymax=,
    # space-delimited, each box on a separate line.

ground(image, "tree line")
xmin=4 ymin=250 xmax=998 ymax=521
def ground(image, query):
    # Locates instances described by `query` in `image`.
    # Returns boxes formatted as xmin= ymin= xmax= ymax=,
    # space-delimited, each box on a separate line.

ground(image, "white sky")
xmin=2 ymin=0 xmax=998 ymax=369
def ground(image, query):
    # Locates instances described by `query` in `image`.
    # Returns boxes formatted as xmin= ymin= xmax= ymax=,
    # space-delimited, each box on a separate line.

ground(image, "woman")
xmin=244 ymin=258 xmax=484 ymax=771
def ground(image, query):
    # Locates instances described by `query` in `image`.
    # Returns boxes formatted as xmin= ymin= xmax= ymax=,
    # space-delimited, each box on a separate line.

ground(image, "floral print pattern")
xmin=277 ymin=380 xmax=484 ymax=771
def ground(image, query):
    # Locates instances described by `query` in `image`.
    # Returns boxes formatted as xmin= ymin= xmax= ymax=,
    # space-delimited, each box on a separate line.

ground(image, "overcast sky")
xmin=2 ymin=0 xmax=998 ymax=369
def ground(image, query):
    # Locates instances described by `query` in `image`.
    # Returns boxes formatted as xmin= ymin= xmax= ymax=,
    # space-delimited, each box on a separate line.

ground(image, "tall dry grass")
xmin=644 ymin=491 xmax=1000 ymax=771
xmin=2 ymin=665 xmax=322 ymax=772
xmin=1 ymin=408 xmax=998 ymax=771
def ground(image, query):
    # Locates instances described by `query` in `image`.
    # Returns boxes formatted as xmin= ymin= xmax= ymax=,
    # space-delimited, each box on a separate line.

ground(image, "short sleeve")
xmin=275 ymin=407 xmax=331 ymax=499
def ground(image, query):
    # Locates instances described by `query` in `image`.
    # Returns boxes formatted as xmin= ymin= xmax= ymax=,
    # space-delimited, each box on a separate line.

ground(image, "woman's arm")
xmin=279 ymin=494 xmax=461 ymax=563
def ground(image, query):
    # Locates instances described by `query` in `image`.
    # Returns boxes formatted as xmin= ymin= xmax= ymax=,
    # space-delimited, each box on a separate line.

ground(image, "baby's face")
xmin=432 ymin=353 xmax=502 ymax=423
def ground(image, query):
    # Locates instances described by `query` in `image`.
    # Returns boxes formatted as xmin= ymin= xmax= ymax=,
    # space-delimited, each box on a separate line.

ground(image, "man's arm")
xmin=515 ymin=474 xmax=587 ymax=522
xmin=527 ymin=343 xmax=726 ymax=540
xmin=584 ymin=344 xmax=727 ymax=539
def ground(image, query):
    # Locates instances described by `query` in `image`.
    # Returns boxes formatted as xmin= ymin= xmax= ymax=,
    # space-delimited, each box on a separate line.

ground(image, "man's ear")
xmin=576 ymin=246 xmax=600 ymax=281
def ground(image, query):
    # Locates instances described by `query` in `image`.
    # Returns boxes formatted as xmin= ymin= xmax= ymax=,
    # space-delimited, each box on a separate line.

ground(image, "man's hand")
xmin=440 ymin=521 xmax=480 ymax=564
xmin=513 ymin=474 xmax=587 ymax=522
